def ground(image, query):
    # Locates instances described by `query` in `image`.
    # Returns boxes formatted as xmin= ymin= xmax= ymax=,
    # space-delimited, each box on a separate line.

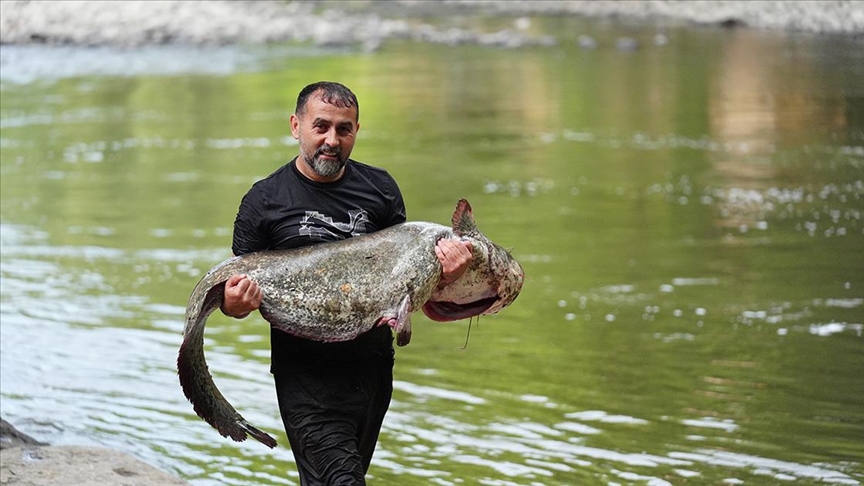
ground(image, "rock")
xmin=0 ymin=0 xmax=553 ymax=48
xmin=433 ymin=0 xmax=864 ymax=35
xmin=1 ymin=419 xmax=47 ymax=449
xmin=0 ymin=0 xmax=860 ymax=49
xmin=1 ymin=418 xmax=188 ymax=486
xmin=0 ymin=446 xmax=189 ymax=486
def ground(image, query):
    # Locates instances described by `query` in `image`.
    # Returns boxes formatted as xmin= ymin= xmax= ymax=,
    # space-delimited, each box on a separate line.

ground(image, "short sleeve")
xmin=232 ymin=188 xmax=269 ymax=255
xmin=377 ymin=171 xmax=406 ymax=229
xmin=385 ymin=185 xmax=407 ymax=228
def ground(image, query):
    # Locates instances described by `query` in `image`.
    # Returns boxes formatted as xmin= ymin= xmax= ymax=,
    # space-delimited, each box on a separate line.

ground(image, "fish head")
xmin=482 ymin=240 xmax=525 ymax=315
xmin=422 ymin=199 xmax=525 ymax=322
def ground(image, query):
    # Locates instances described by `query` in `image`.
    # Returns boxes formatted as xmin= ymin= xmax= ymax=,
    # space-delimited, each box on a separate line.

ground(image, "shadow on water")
xmin=1 ymin=15 xmax=863 ymax=486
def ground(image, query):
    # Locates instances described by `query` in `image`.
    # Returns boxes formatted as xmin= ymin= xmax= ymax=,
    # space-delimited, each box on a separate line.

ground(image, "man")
xmin=220 ymin=81 xmax=473 ymax=485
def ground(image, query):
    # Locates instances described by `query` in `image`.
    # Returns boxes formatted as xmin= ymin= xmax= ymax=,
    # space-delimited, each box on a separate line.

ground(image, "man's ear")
xmin=289 ymin=113 xmax=300 ymax=138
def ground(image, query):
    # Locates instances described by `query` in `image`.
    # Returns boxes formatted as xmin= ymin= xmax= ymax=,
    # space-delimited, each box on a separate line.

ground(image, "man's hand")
xmin=221 ymin=274 xmax=262 ymax=319
xmin=435 ymin=239 xmax=473 ymax=289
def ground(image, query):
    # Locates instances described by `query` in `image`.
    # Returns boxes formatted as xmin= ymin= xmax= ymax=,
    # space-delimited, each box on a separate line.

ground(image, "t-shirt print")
xmin=299 ymin=209 xmax=370 ymax=240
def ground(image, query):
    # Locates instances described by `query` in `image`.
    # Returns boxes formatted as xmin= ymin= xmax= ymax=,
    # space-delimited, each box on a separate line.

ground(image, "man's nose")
xmin=324 ymin=128 xmax=339 ymax=147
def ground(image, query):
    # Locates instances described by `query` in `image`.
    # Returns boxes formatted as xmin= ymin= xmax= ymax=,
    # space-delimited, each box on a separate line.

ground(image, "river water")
xmin=1 ymin=16 xmax=862 ymax=486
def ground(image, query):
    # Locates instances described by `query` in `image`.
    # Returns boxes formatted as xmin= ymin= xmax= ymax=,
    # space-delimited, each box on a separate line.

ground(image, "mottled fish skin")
xmin=177 ymin=199 xmax=524 ymax=447
xmin=254 ymin=222 xmax=449 ymax=342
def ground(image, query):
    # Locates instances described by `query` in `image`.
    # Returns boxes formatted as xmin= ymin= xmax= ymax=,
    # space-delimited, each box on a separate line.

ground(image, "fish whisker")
xmin=459 ymin=316 xmax=475 ymax=351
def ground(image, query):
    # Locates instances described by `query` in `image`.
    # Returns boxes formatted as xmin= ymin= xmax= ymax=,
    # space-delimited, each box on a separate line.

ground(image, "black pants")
xmin=273 ymin=356 xmax=393 ymax=486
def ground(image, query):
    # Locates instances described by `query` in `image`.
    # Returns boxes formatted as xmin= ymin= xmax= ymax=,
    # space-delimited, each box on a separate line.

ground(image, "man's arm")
xmin=224 ymin=186 xmax=268 ymax=319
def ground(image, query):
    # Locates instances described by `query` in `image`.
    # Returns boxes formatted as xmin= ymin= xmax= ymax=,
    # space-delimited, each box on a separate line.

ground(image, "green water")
xmin=1 ymin=19 xmax=863 ymax=485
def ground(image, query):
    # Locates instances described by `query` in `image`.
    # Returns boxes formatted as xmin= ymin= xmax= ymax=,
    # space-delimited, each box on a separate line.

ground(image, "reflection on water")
xmin=2 ymin=15 xmax=863 ymax=486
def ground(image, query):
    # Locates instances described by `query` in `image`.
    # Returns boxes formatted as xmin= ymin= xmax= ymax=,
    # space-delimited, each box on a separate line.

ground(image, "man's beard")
xmin=305 ymin=144 xmax=346 ymax=178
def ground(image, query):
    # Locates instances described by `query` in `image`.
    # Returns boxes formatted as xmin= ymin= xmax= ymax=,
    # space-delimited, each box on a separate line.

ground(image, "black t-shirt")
xmin=232 ymin=158 xmax=406 ymax=372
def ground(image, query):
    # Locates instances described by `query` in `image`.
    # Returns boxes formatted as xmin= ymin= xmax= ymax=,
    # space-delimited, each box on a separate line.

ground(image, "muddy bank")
xmin=1 ymin=418 xmax=188 ymax=486
xmin=0 ymin=0 xmax=861 ymax=50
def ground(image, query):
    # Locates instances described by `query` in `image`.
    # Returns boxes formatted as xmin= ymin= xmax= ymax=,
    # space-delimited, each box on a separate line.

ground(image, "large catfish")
xmin=177 ymin=199 xmax=524 ymax=448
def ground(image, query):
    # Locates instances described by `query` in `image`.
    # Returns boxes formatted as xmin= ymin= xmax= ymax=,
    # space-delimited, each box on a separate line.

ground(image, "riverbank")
xmin=1 ymin=419 xmax=188 ymax=486
xmin=0 ymin=0 xmax=862 ymax=50
xmin=440 ymin=0 xmax=864 ymax=35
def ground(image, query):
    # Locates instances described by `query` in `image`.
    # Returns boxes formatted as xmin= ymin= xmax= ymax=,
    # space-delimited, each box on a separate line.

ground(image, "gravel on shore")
xmin=0 ymin=0 xmax=862 ymax=51
xmin=439 ymin=0 xmax=864 ymax=35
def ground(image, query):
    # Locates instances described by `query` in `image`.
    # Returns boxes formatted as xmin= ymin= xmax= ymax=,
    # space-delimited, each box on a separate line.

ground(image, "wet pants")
xmin=273 ymin=356 xmax=393 ymax=486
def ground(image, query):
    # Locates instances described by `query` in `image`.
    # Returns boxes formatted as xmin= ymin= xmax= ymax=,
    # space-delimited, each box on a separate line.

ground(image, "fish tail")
xmin=177 ymin=340 xmax=221 ymax=428
xmin=240 ymin=420 xmax=278 ymax=449
xmin=177 ymin=279 xmax=278 ymax=448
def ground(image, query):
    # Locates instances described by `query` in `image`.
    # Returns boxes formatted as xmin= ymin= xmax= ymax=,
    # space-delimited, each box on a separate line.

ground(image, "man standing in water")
xmin=219 ymin=81 xmax=473 ymax=484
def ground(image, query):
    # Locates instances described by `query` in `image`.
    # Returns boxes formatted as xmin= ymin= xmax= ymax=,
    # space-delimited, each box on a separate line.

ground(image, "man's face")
xmin=290 ymin=93 xmax=359 ymax=180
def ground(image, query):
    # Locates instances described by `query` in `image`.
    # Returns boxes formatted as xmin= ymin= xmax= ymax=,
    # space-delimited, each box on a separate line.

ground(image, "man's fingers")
xmin=437 ymin=239 xmax=473 ymax=257
xmin=439 ymin=241 xmax=472 ymax=266
xmin=250 ymin=284 xmax=263 ymax=305
xmin=435 ymin=239 xmax=474 ymax=289
xmin=434 ymin=245 xmax=446 ymax=259
xmin=225 ymin=275 xmax=261 ymax=302
xmin=221 ymin=274 xmax=260 ymax=319
xmin=436 ymin=240 xmax=462 ymax=257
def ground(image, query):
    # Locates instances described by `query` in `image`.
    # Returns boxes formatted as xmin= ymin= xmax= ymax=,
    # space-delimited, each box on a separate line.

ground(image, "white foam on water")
xmin=393 ymin=380 xmax=487 ymax=405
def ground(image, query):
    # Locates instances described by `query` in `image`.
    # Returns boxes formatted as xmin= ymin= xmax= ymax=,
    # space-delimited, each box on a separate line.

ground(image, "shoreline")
xmin=439 ymin=0 xmax=864 ymax=35
xmin=1 ymin=418 xmax=189 ymax=486
xmin=0 ymin=1 xmax=861 ymax=51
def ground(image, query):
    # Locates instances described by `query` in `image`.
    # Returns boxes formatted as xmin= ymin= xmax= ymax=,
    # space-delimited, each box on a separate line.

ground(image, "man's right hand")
xmin=221 ymin=274 xmax=262 ymax=319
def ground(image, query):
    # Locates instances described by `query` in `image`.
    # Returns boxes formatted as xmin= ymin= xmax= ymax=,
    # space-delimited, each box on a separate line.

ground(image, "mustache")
xmin=316 ymin=145 xmax=341 ymax=158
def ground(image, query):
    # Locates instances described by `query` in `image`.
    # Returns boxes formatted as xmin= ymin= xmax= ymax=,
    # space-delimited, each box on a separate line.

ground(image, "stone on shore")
xmin=0 ymin=419 xmax=188 ymax=486
xmin=1 ymin=446 xmax=189 ymax=486
xmin=0 ymin=0 xmax=861 ymax=51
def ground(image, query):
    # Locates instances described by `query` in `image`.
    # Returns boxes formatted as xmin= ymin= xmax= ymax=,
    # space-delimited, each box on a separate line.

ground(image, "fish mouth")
xmin=422 ymin=296 xmax=499 ymax=322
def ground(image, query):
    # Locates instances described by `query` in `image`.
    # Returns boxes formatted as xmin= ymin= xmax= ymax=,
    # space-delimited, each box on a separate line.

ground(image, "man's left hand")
xmin=435 ymin=239 xmax=473 ymax=288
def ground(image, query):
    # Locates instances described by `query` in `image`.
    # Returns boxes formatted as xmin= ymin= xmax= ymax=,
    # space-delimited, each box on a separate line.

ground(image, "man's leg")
xmin=356 ymin=356 xmax=394 ymax=473
xmin=274 ymin=361 xmax=390 ymax=486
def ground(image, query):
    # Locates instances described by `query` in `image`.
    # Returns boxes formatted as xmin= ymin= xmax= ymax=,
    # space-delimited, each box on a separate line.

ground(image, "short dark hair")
xmin=295 ymin=81 xmax=359 ymax=121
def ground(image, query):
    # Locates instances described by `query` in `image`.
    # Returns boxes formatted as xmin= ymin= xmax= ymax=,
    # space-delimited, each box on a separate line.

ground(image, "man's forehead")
xmin=302 ymin=95 xmax=358 ymax=122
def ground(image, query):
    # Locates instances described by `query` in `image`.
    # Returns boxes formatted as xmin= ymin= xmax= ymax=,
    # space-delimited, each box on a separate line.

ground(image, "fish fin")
xmin=395 ymin=294 xmax=412 ymax=347
xmin=239 ymin=420 xmax=278 ymax=448
xmin=451 ymin=199 xmax=478 ymax=237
